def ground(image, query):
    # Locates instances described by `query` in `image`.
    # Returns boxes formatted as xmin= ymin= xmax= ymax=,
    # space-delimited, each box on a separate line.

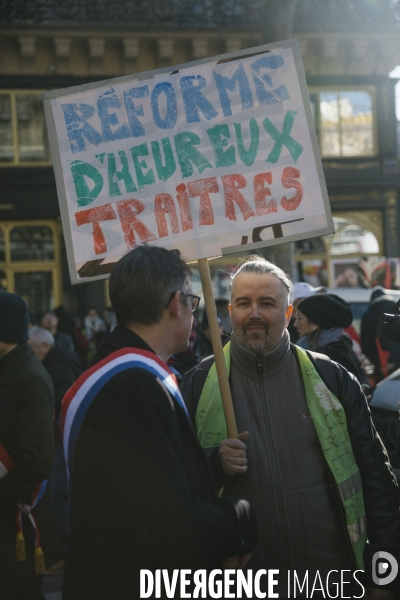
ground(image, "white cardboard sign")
xmin=43 ymin=38 xmax=333 ymax=283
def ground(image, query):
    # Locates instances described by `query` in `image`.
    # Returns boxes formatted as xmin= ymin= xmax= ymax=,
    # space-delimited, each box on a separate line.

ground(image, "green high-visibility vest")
xmin=195 ymin=342 xmax=367 ymax=570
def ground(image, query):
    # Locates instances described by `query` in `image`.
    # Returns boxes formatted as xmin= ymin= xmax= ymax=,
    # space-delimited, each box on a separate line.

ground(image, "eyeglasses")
xmin=165 ymin=291 xmax=200 ymax=313
xmin=182 ymin=293 xmax=201 ymax=313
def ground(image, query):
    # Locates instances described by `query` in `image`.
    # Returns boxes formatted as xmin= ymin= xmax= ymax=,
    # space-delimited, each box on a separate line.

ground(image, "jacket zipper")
xmin=256 ymin=357 xmax=291 ymax=569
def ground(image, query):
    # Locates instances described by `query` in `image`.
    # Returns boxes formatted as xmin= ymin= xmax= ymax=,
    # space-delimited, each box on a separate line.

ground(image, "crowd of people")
xmin=165 ymin=280 xmax=400 ymax=394
xmin=0 ymin=247 xmax=399 ymax=600
xmin=29 ymin=307 xmax=116 ymax=370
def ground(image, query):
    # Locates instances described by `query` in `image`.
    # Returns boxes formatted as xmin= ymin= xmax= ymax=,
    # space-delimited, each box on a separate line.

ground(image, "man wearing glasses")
xmin=62 ymin=246 xmax=257 ymax=600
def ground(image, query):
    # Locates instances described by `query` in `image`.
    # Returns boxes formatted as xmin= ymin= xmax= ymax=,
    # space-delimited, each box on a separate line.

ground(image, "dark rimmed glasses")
xmin=166 ymin=291 xmax=201 ymax=312
xmin=183 ymin=293 xmax=201 ymax=312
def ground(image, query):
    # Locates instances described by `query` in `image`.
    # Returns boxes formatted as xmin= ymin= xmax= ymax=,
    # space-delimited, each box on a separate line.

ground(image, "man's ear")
xmin=168 ymin=291 xmax=182 ymax=319
xmin=285 ymin=304 xmax=293 ymax=326
xmin=228 ymin=303 xmax=232 ymax=317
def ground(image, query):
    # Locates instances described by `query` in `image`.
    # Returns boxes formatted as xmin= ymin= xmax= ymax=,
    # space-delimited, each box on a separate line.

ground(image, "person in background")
xmin=40 ymin=310 xmax=81 ymax=375
xmin=0 ymin=293 xmax=55 ymax=599
xmin=197 ymin=314 xmax=227 ymax=360
xmin=55 ymin=306 xmax=89 ymax=368
xmin=170 ymin=317 xmax=199 ymax=376
xmin=295 ymin=293 xmax=370 ymax=392
xmin=344 ymin=321 xmax=372 ymax=381
xmin=334 ymin=265 xmax=368 ymax=288
xmin=54 ymin=306 xmax=75 ymax=339
xmin=289 ymin=282 xmax=326 ymax=343
xmin=102 ymin=306 xmax=117 ymax=337
xmin=40 ymin=310 xmax=73 ymax=353
xmin=202 ymin=297 xmax=232 ymax=335
xmin=69 ymin=316 xmax=91 ymax=369
xmin=29 ymin=326 xmax=80 ymax=556
xmin=361 ymin=286 xmax=400 ymax=384
xmin=215 ymin=297 xmax=232 ymax=335
xmin=197 ymin=297 xmax=231 ymax=360
xmin=83 ymin=308 xmax=106 ymax=355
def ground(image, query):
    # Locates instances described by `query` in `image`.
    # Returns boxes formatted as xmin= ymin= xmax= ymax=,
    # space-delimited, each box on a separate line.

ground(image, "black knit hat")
xmin=298 ymin=293 xmax=353 ymax=329
xmin=370 ymin=286 xmax=386 ymax=302
xmin=0 ymin=293 xmax=30 ymax=343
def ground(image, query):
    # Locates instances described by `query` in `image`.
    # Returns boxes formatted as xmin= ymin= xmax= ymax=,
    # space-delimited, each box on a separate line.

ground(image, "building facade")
xmin=293 ymin=0 xmax=400 ymax=290
xmin=0 ymin=0 xmax=399 ymax=315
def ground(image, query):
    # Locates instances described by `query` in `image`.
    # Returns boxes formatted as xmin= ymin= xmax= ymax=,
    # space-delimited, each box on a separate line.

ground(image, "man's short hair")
xmin=109 ymin=246 xmax=191 ymax=326
xmin=28 ymin=326 xmax=55 ymax=348
xmin=231 ymin=256 xmax=294 ymax=306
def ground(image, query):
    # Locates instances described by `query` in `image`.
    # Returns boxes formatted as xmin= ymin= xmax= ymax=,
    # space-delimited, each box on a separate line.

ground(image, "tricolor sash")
xmin=61 ymin=347 xmax=189 ymax=481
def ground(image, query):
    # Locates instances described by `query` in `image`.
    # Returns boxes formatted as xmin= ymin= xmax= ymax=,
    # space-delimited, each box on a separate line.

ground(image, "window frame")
xmin=0 ymin=89 xmax=52 ymax=167
xmin=0 ymin=220 xmax=62 ymax=307
xmin=308 ymin=85 xmax=379 ymax=159
xmin=294 ymin=210 xmax=383 ymax=287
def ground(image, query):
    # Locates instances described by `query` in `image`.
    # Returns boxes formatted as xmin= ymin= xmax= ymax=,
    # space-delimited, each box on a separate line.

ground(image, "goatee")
xmin=243 ymin=329 xmax=268 ymax=355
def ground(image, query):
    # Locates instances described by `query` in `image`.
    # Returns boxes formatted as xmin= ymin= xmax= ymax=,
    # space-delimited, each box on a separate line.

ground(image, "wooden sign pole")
xmin=197 ymin=258 xmax=238 ymax=439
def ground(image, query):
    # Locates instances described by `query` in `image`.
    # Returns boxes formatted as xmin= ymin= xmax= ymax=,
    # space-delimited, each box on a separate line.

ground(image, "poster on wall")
xmin=43 ymin=38 xmax=333 ymax=284
xmin=330 ymin=257 xmax=400 ymax=289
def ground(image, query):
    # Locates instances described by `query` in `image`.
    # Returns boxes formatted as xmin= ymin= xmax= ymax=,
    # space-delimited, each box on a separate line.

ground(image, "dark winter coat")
xmin=42 ymin=345 xmax=80 ymax=446
xmin=182 ymin=334 xmax=400 ymax=594
xmin=361 ymin=296 xmax=400 ymax=379
xmin=0 ymin=343 xmax=54 ymax=589
xmin=54 ymin=330 xmax=82 ymax=372
xmin=316 ymin=333 xmax=370 ymax=389
xmin=63 ymin=325 xmax=257 ymax=600
xmin=0 ymin=344 xmax=54 ymax=508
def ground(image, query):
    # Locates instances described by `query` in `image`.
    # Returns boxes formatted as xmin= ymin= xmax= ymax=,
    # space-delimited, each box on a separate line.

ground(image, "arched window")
xmin=295 ymin=211 xmax=383 ymax=287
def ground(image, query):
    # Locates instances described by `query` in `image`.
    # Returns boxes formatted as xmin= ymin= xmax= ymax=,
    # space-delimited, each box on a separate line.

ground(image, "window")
xmin=309 ymin=88 xmax=377 ymax=158
xmin=295 ymin=211 xmax=383 ymax=287
xmin=328 ymin=217 xmax=380 ymax=256
xmin=14 ymin=271 xmax=54 ymax=312
xmin=0 ymin=221 xmax=61 ymax=313
xmin=10 ymin=226 xmax=54 ymax=261
xmin=0 ymin=91 xmax=51 ymax=165
xmin=294 ymin=237 xmax=326 ymax=255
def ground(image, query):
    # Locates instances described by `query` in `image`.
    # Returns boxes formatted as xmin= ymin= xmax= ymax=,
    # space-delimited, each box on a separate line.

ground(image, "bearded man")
xmin=183 ymin=257 xmax=400 ymax=600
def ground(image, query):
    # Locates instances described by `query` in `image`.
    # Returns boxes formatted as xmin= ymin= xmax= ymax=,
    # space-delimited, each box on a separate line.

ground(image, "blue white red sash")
xmin=16 ymin=480 xmax=47 ymax=551
xmin=61 ymin=347 xmax=189 ymax=481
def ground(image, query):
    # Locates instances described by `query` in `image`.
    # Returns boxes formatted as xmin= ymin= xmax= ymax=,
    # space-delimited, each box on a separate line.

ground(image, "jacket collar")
xmin=317 ymin=328 xmax=344 ymax=347
xmin=91 ymin=325 xmax=155 ymax=366
xmin=230 ymin=329 xmax=292 ymax=379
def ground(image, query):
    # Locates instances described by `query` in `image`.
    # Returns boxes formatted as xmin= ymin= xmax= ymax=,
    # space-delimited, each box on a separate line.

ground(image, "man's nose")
xmin=249 ymin=304 xmax=262 ymax=318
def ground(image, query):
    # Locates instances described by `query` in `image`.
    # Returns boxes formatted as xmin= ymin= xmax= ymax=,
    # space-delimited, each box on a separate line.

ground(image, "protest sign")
xmin=43 ymin=38 xmax=333 ymax=284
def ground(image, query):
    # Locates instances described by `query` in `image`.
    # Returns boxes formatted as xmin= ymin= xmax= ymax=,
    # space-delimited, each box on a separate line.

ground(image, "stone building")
xmin=0 ymin=0 xmax=399 ymax=314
